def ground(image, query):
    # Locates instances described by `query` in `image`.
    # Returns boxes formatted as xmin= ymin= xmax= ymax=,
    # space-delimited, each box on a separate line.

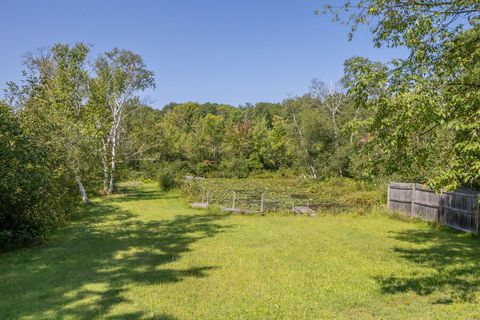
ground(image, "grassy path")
xmin=1 ymin=183 xmax=480 ymax=319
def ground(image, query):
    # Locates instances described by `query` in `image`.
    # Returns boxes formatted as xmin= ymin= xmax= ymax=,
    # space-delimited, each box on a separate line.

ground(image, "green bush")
xmin=0 ymin=103 xmax=75 ymax=248
xmin=218 ymin=158 xmax=250 ymax=178
xmin=180 ymin=179 xmax=203 ymax=201
xmin=157 ymin=168 xmax=179 ymax=191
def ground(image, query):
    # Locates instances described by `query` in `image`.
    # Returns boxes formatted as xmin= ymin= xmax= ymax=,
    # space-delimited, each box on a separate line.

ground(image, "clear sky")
xmin=0 ymin=0 xmax=405 ymax=108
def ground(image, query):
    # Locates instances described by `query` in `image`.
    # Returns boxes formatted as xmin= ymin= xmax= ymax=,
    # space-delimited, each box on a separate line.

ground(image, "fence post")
xmin=232 ymin=191 xmax=236 ymax=209
xmin=387 ymin=183 xmax=391 ymax=209
xmin=437 ymin=190 xmax=443 ymax=223
xmin=260 ymin=193 xmax=264 ymax=213
xmin=411 ymin=183 xmax=416 ymax=217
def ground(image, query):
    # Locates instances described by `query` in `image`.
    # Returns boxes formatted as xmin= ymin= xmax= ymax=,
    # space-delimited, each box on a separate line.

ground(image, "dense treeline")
xmin=120 ymin=92 xmax=360 ymax=180
xmin=1 ymin=0 xmax=478 ymax=247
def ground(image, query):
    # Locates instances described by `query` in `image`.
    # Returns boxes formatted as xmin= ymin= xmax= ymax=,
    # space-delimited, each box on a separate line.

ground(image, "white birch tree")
xmin=6 ymin=43 xmax=94 ymax=204
xmin=309 ymin=79 xmax=347 ymax=149
xmin=92 ymin=49 xmax=155 ymax=194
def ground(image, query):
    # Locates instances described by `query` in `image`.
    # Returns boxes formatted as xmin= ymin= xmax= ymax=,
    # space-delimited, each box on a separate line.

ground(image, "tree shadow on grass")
xmin=0 ymin=187 xmax=231 ymax=319
xmin=104 ymin=185 xmax=178 ymax=203
xmin=374 ymin=228 xmax=480 ymax=303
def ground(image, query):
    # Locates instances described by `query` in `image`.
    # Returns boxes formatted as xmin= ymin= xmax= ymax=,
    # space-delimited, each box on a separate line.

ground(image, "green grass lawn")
xmin=1 ymin=183 xmax=480 ymax=319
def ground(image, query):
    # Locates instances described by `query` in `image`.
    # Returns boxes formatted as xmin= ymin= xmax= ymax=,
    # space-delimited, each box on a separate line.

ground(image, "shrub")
xmin=157 ymin=168 xmax=179 ymax=191
xmin=219 ymin=158 xmax=250 ymax=178
xmin=0 ymin=103 xmax=74 ymax=248
xmin=181 ymin=179 xmax=203 ymax=201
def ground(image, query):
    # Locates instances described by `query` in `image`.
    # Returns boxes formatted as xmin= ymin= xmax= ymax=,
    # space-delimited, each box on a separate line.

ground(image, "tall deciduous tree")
xmin=5 ymin=43 xmax=95 ymax=203
xmin=322 ymin=0 xmax=480 ymax=189
xmin=309 ymin=79 xmax=347 ymax=149
xmin=91 ymin=49 xmax=155 ymax=193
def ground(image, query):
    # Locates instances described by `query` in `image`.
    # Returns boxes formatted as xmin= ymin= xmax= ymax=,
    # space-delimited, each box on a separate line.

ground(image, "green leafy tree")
xmin=249 ymin=116 xmax=294 ymax=171
xmin=323 ymin=0 xmax=480 ymax=189
xmin=188 ymin=114 xmax=225 ymax=174
xmin=0 ymin=102 xmax=76 ymax=247
xmin=119 ymin=103 xmax=164 ymax=180
xmin=91 ymin=48 xmax=155 ymax=193
xmin=6 ymin=43 xmax=97 ymax=203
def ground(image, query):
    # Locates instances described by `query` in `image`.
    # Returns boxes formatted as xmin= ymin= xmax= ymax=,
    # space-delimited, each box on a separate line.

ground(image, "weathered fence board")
xmin=440 ymin=191 xmax=479 ymax=233
xmin=388 ymin=182 xmax=480 ymax=233
xmin=412 ymin=184 xmax=441 ymax=222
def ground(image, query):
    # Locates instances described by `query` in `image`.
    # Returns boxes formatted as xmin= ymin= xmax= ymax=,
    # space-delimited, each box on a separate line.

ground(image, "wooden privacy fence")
xmin=388 ymin=182 xmax=480 ymax=233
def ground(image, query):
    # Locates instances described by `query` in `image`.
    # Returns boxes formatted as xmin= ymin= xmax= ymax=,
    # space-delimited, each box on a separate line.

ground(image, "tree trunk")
xmin=331 ymin=110 xmax=343 ymax=175
xmin=76 ymin=175 xmax=90 ymax=204
xmin=349 ymin=109 xmax=359 ymax=145
xmin=291 ymin=109 xmax=317 ymax=179
xmin=108 ymin=126 xmax=117 ymax=194
xmin=309 ymin=165 xmax=317 ymax=179
xmin=102 ymin=138 xmax=110 ymax=193
xmin=332 ymin=110 xmax=339 ymax=149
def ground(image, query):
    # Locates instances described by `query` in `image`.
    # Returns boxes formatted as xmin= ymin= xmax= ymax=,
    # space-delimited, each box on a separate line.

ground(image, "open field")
xmin=1 ymin=183 xmax=480 ymax=319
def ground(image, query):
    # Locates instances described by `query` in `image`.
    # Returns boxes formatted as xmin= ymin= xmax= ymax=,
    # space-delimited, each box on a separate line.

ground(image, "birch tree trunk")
xmin=108 ymin=124 xmax=117 ymax=194
xmin=291 ymin=108 xmax=317 ymax=179
xmin=76 ymin=175 xmax=90 ymax=204
xmin=93 ymin=48 xmax=155 ymax=194
xmin=102 ymin=138 xmax=110 ymax=193
xmin=332 ymin=109 xmax=339 ymax=149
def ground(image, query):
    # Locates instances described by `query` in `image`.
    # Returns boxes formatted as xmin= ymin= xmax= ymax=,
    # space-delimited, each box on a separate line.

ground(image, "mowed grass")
xmin=1 ymin=183 xmax=480 ymax=319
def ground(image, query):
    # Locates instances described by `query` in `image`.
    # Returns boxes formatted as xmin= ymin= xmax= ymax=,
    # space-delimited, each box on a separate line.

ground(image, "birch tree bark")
xmin=310 ymin=79 xmax=346 ymax=150
xmin=76 ymin=175 xmax=90 ymax=204
xmin=108 ymin=121 xmax=119 ymax=194
xmin=101 ymin=138 xmax=110 ymax=193
xmin=289 ymin=103 xmax=317 ymax=179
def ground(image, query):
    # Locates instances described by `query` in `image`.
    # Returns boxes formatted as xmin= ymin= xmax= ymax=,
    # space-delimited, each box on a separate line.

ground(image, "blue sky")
xmin=0 ymin=0 xmax=405 ymax=108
